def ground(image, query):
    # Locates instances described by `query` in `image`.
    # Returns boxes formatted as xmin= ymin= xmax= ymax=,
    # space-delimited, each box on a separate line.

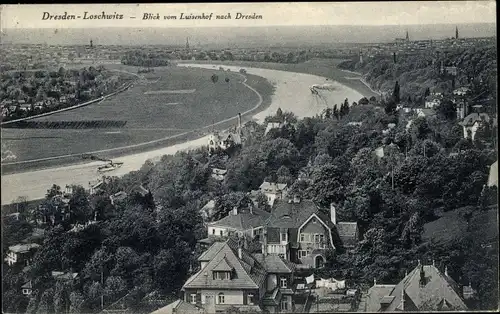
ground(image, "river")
xmin=1 ymin=64 xmax=363 ymax=205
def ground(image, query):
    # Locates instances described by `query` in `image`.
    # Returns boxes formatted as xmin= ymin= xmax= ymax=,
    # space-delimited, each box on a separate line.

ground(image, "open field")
xmin=1 ymin=66 xmax=272 ymax=169
xmin=176 ymin=58 xmax=379 ymax=99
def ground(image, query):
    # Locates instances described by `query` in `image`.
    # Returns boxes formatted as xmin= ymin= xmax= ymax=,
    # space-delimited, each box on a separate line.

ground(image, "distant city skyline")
xmin=1 ymin=23 xmax=495 ymax=47
xmin=1 ymin=2 xmax=496 ymax=29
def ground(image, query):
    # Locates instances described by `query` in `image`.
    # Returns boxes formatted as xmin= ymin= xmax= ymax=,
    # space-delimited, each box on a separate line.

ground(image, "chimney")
xmin=445 ymin=266 xmax=449 ymax=277
xmin=330 ymin=203 xmax=336 ymax=225
xmin=262 ymin=228 xmax=268 ymax=256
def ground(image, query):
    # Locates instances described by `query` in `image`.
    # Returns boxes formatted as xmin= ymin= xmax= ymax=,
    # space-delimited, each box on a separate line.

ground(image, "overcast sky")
xmin=1 ymin=2 xmax=496 ymax=29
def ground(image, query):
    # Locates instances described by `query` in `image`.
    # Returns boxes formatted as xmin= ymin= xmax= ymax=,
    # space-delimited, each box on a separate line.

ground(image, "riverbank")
xmin=2 ymin=62 xmax=370 ymax=205
xmin=1 ymin=70 xmax=273 ymax=175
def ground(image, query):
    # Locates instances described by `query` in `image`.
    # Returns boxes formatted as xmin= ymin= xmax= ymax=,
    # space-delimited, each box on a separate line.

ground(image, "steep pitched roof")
xmin=212 ymin=256 xmax=234 ymax=272
xmin=208 ymin=207 xmax=270 ymax=231
xmin=384 ymin=264 xmax=468 ymax=311
xmin=259 ymin=182 xmax=287 ymax=194
xmin=460 ymin=113 xmax=491 ymax=127
xmin=265 ymin=199 xmax=322 ymax=229
xmin=184 ymin=238 xmax=266 ymax=290
xmin=9 ymin=243 xmax=40 ymax=253
xmin=150 ymin=300 xmax=204 ymax=314
xmin=252 ymin=253 xmax=295 ymax=274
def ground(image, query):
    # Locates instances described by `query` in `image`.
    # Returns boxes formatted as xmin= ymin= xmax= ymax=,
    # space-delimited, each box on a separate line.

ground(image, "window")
xmin=212 ymin=229 xmax=216 ymax=235
xmin=190 ymin=294 xmax=197 ymax=304
xmin=213 ymin=271 xmax=231 ymax=280
xmin=218 ymin=293 xmax=225 ymax=304
xmin=299 ymin=250 xmax=308 ymax=259
xmin=280 ymin=277 xmax=287 ymax=288
xmin=281 ymin=298 xmax=289 ymax=311
xmin=220 ymin=230 xmax=223 ymax=236
xmin=280 ymin=231 xmax=288 ymax=242
xmin=300 ymin=233 xmax=305 ymax=242
xmin=247 ymin=294 xmax=254 ymax=305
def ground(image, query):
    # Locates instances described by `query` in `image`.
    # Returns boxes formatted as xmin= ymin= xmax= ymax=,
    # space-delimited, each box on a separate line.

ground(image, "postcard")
xmin=1 ymin=2 xmax=497 ymax=314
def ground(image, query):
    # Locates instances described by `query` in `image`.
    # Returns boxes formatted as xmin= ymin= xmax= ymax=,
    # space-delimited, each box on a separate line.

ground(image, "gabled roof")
xmin=259 ymin=182 xmax=287 ymax=194
xmin=208 ymin=207 xmax=270 ymax=231
xmin=51 ymin=271 xmax=79 ymax=281
xmin=21 ymin=281 xmax=32 ymax=289
xmin=383 ymin=264 xmax=468 ymax=311
xmin=150 ymin=300 xmax=204 ymax=314
xmin=9 ymin=243 xmax=40 ymax=253
xmin=460 ymin=113 xmax=491 ymax=127
xmin=184 ymin=238 xmax=266 ymax=290
xmin=212 ymin=256 xmax=234 ymax=272
xmin=265 ymin=199 xmax=322 ymax=229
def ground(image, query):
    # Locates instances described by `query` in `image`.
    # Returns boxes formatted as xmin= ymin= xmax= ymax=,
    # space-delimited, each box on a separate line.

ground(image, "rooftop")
xmin=185 ymin=238 xmax=266 ymax=290
xmin=9 ymin=243 xmax=40 ymax=253
xmin=208 ymin=206 xmax=270 ymax=231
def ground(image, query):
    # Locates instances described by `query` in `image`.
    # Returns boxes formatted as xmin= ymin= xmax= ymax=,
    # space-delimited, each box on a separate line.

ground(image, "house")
xmin=259 ymin=182 xmax=288 ymax=207
xmin=430 ymin=88 xmax=444 ymax=97
xmin=207 ymin=203 xmax=270 ymax=241
xmin=374 ymin=143 xmax=399 ymax=159
xmin=21 ymin=281 xmax=33 ymax=296
xmin=5 ymin=243 xmax=40 ymax=266
xmin=424 ymin=96 xmax=441 ymax=109
xmin=175 ymin=237 xmax=293 ymax=313
xmin=455 ymin=100 xmax=469 ymax=120
xmin=487 ymin=160 xmax=498 ymax=187
xmin=415 ymin=108 xmax=436 ymax=118
xmin=51 ymin=271 xmax=79 ymax=282
xmin=459 ymin=113 xmax=492 ymax=141
xmin=110 ymin=191 xmax=128 ymax=205
xmin=453 ymin=87 xmax=471 ymax=96
xmin=208 ymin=131 xmax=242 ymax=153
xmin=88 ymin=179 xmax=104 ymax=195
xmin=361 ymin=262 xmax=468 ymax=312
xmin=211 ymin=168 xmax=227 ymax=181
xmin=201 ymin=200 xmax=217 ymax=221
xmin=264 ymin=122 xmax=286 ymax=135
xmin=208 ymin=114 xmax=243 ymax=154
xmin=263 ymin=198 xmax=358 ymax=269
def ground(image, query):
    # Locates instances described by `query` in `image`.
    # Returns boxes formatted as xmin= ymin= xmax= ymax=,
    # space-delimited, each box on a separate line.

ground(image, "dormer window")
xmin=213 ymin=271 xmax=232 ymax=280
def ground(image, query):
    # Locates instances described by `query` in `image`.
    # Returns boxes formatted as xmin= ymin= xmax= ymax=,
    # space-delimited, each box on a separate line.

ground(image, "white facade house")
xmin=5 ymin=243 xmax=40 ymax=266
xmin=425 ymin=96 xmax=441 ymax=109
xmin=259 ymin=182 xmax=288 ymax=207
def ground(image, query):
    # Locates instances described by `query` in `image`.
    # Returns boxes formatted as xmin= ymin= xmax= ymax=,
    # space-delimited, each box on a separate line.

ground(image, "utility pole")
xmin=423 ymin=143 xmax=426 ymax=158
xmin=101 ymin=265 xmax=104 ymax=310
xmin=391 ymin=165 xmax=395 ymax=190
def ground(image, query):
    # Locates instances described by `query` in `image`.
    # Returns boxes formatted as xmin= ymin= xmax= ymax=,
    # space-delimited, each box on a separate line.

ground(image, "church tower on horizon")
xmin=455 ymin=26 xmax=459 ymax=39
xmin=186 ymin=37 xmax=190 ymax=50
xmin=406 ymin=30 xmax=409 ymax=41
xmin=90 ymin=39 xmax=93 ymax=48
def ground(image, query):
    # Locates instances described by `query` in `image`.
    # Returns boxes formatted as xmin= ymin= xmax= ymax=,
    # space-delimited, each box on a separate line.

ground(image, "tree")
xmin=104 ymin=276 xmax=128 ymax=304
xmin=333 ymin=105 xmax=339 ymax=120
xmin=437 ymin=99 xmax=456 ymax=120
xmin=69 ymin=291 xmax=86 ymax=313
xmin=393 ymin=81 xmax=401 ymax=104
xmin=36 ymin=288 xmax=55 ymax=314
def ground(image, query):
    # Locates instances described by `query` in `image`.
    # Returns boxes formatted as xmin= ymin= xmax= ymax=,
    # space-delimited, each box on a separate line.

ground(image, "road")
xmin=2 ymin=64 xmax=363 ymax=205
